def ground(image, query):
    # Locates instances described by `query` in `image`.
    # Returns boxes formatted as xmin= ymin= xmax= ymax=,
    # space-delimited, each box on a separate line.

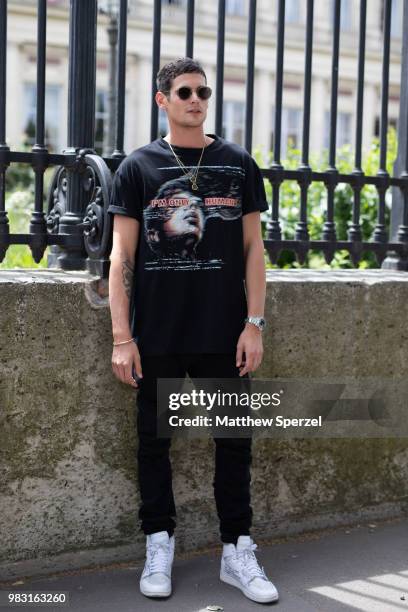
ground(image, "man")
xmin=107 ymin=57 xmax=279 ymax=604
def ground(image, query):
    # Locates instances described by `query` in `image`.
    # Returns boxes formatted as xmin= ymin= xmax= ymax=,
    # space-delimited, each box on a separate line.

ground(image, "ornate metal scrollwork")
xmin=46 ymin=150 xmax=115 ymax=274
xmin=80 ymin=152 xmax=113 ymax=261
xmin=46 ymin=165 xmax=68 ymax=234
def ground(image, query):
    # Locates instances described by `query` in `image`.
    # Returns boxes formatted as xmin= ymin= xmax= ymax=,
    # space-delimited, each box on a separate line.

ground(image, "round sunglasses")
xmin=174 ymin=85 xmax=212 ymax=100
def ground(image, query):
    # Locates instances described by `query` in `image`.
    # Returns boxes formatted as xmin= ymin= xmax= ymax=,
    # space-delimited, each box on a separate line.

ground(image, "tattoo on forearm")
xmin=121 ymin=259 xmax=134 ymax=300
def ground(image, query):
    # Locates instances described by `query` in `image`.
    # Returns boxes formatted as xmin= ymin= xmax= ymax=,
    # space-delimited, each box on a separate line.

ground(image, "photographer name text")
xmin=168 ymin=415 xmax=322 ymax=428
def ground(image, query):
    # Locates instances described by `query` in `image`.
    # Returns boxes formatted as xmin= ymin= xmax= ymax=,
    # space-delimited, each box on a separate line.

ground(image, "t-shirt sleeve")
xmin=107 ymin=157 xmax=143 ymax=222
xmin=241 ymin=153 xmax=269 ymax=216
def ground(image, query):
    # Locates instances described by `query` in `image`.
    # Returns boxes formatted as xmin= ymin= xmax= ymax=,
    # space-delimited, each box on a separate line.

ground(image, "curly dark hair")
xmin=156 ymin=57 xmax=207 ymax=96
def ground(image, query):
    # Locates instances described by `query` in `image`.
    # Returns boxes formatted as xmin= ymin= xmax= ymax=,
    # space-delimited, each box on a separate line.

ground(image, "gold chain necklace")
xmin=166 ymin=137 xmax=207 ymax=191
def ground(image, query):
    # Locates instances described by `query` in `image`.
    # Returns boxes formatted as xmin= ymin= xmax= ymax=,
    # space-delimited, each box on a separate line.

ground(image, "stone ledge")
xmin=2 ymin=268 xmax=408 ymax=284
xmin=265 ymin=269 xmax=408 ymax=283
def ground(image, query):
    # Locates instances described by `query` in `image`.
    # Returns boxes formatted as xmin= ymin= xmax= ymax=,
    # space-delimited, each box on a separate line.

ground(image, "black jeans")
xmin=136 ymin=353 xmax=253 ymax=545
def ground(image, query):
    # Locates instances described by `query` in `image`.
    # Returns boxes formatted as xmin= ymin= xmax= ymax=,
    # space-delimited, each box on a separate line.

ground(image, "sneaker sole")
xmin=140 ymin=586 xmax=172 ymax=598
xmin=220 ymin=569 xmax=279 ymax=603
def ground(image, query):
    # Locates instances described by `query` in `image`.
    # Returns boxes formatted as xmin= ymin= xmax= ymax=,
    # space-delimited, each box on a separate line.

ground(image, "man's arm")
xmin=243 ymin=210 xmax=266 ymax=319
xmin=109 ymin=214 xmax=142 ymax=387
xmin=236 ymin=211 xmax=266 ymax=376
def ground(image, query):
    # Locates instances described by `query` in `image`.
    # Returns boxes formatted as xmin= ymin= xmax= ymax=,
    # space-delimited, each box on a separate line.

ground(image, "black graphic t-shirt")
xmin=107 ymin=133 xmax=268 ymax=355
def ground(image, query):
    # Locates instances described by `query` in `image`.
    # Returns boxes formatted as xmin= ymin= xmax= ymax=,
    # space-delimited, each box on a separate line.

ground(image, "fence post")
xmin=48 ymin=0 xmax=97 ymax=270
xmin=0 ymin=0 xmax=10 ymax=263
xmin=382 ymin=0 xmax=408 ymax=270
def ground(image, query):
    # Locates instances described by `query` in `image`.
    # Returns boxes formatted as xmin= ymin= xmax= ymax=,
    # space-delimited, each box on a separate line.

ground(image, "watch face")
xmin=246 ymin=317 xmax=266 ymax=330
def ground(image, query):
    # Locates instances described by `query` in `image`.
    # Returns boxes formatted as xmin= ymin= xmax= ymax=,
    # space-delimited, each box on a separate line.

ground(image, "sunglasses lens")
xmin=178 ymin=87 xmax=191 ymax=100
xmin=198 ymin=86 xmax=212 ymax=100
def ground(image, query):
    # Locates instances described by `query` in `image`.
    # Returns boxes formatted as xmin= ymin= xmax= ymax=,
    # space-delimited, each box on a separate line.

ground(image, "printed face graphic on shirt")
xmin=145 ymin=190 xmax=205 ymax=259
xmin=143 ymin=168 xmax=245 ymax=270
xmin=162 ymin=193 xmax=205 ymax=243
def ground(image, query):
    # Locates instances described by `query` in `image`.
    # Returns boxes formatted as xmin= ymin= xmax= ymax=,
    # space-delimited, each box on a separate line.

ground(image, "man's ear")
xmin=155 ymin=91 xmax=168 ymax=110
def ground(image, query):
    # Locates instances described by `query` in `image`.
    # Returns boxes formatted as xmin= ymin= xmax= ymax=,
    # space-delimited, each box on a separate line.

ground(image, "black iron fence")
xmin=1 ymin=0 xmax=408 ymax=276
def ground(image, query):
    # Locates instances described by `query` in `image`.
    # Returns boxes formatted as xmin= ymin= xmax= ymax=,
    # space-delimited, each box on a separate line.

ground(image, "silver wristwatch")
xmin=245 ymin=316 xmax=266 ymax=331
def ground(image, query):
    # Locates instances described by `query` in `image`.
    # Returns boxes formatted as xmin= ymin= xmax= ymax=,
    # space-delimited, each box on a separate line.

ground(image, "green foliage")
xmin=0 ymin=244 xmax=49 ymax=269
xmin=0 ymin=188 xmax=49 ymax=269
xmin=254 ymin=126 xmax=398 ymax=269
xmin=5 ymin=144 xmax=34 ymax=192
xmin=1 ymin=145 xmax=51 ymax=269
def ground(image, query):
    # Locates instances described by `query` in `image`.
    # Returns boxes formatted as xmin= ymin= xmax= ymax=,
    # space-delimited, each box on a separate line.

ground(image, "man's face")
xmin=157 ymin=72 xmax=209 ymax=130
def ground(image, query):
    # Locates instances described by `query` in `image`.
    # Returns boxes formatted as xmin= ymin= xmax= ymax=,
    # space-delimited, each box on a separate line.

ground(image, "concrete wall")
xmin=0 ymin=269 xmax=407 ymax=580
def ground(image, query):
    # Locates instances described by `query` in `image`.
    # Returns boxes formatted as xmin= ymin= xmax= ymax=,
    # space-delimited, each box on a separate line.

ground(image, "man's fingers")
xmin=239 ymin=364 xmax=249 ymax=376
xmin=120 ymin=366 xmax=131 ymax=383
xmin=239 ymin=351 xmax=259 ymax=375
xmin=112 ymin=361 xmax=138 ymax=388
xmin=236 ymin=332 xmax=264 ymax=375
xmin=239 ymin=352 xmax=249 ymax=376
xmin=131 ymin=353 xmax=143 ymax=388
xmin=236 ymin=344 xmax=244 ymax=367
xmin=111 ymin=344 xmax=143 ymax=389
xmin=253 ymin=351 xmax=263 ymax=371
xmin=126 ymin=364 xmax=138 ymax=388
xmin=239 ymin=357 xmax=252 ymax=376
xmin=134 ymin=356 xmax=143 ymax=379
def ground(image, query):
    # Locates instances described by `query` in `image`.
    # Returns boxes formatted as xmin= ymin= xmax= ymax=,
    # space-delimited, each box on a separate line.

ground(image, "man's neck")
xmin=163 ymin=128 xmax=214 ymax=148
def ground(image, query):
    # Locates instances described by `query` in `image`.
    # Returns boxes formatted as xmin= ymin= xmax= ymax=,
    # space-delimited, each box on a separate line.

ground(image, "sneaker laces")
xmin=146 ymin=542 xmax=170 ymax=576
xmin=235 ymin=543 xmax=269 ymax=584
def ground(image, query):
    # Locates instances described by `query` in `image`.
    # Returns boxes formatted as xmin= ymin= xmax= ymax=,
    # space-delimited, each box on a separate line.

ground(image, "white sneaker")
xmin=140 ymin=531 xmax=175 ymax=598
xmin=220 ymin=535 xmax=279 ymax=603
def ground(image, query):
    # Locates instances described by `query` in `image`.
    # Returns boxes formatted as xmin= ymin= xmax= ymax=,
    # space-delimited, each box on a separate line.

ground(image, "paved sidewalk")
xmin=1 ymin=517 xmax=407 ymax=612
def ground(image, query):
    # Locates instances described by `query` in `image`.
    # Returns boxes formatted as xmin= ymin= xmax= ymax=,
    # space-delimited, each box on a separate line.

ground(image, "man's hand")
xmin=236 ymin=323 xmax=264 ymax=377
xmin=112 ymin=341 xmax=143 ymax=388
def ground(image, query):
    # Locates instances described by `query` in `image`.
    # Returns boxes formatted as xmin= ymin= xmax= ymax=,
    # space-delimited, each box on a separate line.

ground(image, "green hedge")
xmin=255 ymin=126 xmax=398 ymax=269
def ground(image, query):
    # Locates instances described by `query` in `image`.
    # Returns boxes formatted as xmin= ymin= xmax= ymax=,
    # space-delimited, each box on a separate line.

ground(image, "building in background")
xmin=5 ymin=0 xmax=403 ymax=163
